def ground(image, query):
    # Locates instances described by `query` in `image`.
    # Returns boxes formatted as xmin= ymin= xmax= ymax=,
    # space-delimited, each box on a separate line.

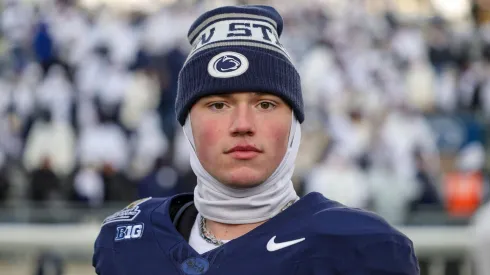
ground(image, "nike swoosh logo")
xmin=266 ymin=236 xmax=306 ymax=252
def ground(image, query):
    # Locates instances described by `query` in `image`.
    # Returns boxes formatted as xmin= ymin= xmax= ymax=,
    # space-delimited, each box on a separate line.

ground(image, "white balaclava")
xmin=182 ymin=111 xmax=301 ymax=224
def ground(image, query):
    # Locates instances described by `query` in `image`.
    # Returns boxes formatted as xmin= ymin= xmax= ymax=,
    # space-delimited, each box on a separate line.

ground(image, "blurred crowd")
xmin=0 ymin=0 xmax=199 ymax=209
xmin=0 ymin=0 xmax=488 ymax=225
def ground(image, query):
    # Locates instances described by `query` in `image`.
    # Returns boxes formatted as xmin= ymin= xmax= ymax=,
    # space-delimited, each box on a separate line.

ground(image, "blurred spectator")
xmin=102 ymin=162 xmax=136 ymax=202
xmin=94 ymin=65 xmax=129 ymax=113
xmin=404 ymin=50 xmax=436 ymax=112
xmin=35 ymin=65 xmax=75 ymax=123
xmin=28 ymin=156 xmax=61 ymax=202
xmin=72 ymin=165 xmax=104 ymax=207
xmin=410 ymin=149 xmax=443 ymax=211
xmin=23 ymin=108 xmax=76 ymax=177
xmin=304 ymin=146 xmax=370 ymax=209
xmin=427 ymin=18 xmax=453 ymax=72
xmin=48 ymin=0 xmax=90 ymax=72
xmin=119 ymin=68 xmax=161 ymax=131
xmin=327 ymin=103 xmax=373 ymax=162
xmin=75 ymin=46 xmax=112 ymax=101
xmin=33 ymin=19 xmax=55 ymax=76
xmin=0 ymin=107 xmax=25 ymax=160
xmin=77 ymin=115 xmax=129 ymax=171
xmin=377 ymin=104 xmax=439 ymax=181
xmin=153 ymin=47 xmax=187 ymax=142
xmin=138 ymin=156 xmax=179 ymax=199
xmin=368 ymin=156 xmax=420 ymax=225
xmin=1 ymin=0 xmax=34 ymax=72
xmin=434 ymin=65 xmax=458 ymax=113
xmin=299 ymin=41 xmax=345 ymax=113
xmin=10 ymin=63 xmax=39 ymax=127
xmin=0 ymin=150 xmax=10 ymax=205
xmin=129 ymin=111 xmax=169 ymax=178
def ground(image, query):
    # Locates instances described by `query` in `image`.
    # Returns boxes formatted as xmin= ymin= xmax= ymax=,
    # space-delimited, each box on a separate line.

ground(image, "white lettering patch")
xmin=115 ymin=223 xmax=144 ymax=241
xmin=188 ymin=19 xmax=289 ymax=59
xmin=102 ymin=197 xmax=152 ymax=226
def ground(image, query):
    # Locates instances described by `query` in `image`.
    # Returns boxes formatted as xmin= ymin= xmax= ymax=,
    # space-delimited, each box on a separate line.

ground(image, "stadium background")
xmin=0 ymin=0 xmax=489 ymax=274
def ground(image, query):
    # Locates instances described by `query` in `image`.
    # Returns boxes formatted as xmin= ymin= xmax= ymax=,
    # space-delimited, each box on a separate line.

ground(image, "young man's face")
xmin=190 ymin=92 xmax=292 ymax=188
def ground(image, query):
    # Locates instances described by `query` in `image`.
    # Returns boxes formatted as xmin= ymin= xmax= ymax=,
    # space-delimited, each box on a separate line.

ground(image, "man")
xmin=93 ymin=5 xmax=419 ymax=275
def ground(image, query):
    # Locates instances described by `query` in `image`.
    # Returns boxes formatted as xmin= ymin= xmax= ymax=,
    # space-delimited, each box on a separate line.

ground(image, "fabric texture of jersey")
xmin=93 ymin=192 xmax=420 ymax=275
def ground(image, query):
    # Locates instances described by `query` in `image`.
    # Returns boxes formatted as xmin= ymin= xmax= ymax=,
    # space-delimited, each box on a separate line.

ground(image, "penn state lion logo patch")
xmin=208 ymin=51 xmax=249 ymax=78
xmin=102 ymin=197 xmax=152 ymax=226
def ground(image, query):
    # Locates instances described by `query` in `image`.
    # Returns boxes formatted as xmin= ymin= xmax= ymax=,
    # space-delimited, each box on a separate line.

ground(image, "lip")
xmin=226 ymin=145 xmax=262 ymax=160
xmin=227 ymin=145 xmax=261 ymax=153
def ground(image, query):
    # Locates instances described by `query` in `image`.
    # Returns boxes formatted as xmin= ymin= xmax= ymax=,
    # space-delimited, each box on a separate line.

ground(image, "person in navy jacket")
xmin=93 ymin=5 xmax=420 ymax=275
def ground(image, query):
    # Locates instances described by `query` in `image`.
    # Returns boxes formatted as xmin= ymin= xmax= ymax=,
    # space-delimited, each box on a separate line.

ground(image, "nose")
xmin=229 ymin=103 xmax=255 ymax=137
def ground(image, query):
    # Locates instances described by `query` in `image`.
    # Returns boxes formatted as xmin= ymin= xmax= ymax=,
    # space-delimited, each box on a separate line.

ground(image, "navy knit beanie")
xmin=175 ymin=5 xmax=304 ymax=125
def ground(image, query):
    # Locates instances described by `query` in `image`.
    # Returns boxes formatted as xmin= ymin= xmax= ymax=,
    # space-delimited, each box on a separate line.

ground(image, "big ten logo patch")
xmin=102 ymin=197 xmax=152 ymax=226
xmin=115 ymin=223 xmax=144 ymax=241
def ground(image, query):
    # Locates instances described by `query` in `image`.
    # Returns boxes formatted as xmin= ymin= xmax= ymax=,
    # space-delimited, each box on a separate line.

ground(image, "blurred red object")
xmin=444 ymin=171 xmax=484 ymax=217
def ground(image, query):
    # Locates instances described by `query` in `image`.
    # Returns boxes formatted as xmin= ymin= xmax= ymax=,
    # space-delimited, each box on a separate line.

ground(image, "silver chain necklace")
xmin=199 ymin=199 xmax=298 ymax=246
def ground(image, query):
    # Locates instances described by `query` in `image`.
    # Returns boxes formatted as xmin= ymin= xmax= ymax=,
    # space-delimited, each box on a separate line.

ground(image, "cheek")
xmin=194 ymin=119 xmax=225 ymax=160
xmin=266 ymin=123 xmax=290 ymax=160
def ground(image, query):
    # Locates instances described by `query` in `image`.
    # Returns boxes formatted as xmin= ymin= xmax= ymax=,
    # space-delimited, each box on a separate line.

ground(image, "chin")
xmin=221 ymin=167 xmax=267 ymax=189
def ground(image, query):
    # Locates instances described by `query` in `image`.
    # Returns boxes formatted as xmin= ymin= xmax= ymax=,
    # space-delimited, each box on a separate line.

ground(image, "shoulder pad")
xmin=94 ymin=197 xmax=168 ymax=249
xmin=355 ymin=232 xmax=419 ymax=274
xmin=311 ymin=204 xmax=402 ymax=236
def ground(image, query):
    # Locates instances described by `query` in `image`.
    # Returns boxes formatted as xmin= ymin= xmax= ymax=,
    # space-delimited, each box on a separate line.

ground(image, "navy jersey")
xmin=93 ymin=192 xmax=419 ymax=275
